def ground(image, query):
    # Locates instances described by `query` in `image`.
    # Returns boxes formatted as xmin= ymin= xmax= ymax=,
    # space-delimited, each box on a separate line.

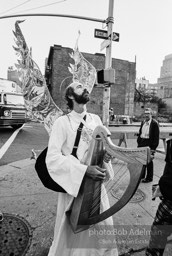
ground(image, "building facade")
xmin=45 ymin=45 xmax=136 ymax=119
xmin=157 ymin=54 xmax=172 ymax=98
xmin=135 ymin=77 xmax=149 ymax=90
xmin=146 ymin=83 xmax=158 ymax=96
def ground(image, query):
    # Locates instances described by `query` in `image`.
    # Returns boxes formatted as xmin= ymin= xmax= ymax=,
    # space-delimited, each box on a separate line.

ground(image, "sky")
xmin=0 ymin=0 xmax=172 ymax=84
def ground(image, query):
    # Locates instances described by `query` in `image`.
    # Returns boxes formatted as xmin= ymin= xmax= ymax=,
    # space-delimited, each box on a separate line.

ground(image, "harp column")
xmin=103 ymin=0 xmax=114 ymax=127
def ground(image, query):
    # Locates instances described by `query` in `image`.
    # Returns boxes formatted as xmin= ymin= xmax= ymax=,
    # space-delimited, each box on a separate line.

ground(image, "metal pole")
xmin=0 ymin=13 xmax=105 ymax=23
xmin=102 ymin=0 xmax=114 ymax=127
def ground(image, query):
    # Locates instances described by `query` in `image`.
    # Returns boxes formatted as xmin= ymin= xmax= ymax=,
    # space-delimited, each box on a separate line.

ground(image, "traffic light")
xmin=97 ymin=68 xmax=115 ymax=85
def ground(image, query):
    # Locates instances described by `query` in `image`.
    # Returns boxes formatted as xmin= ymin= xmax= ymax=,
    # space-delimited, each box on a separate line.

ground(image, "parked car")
xmin=112 ymin=115 xmax=132 ymax=124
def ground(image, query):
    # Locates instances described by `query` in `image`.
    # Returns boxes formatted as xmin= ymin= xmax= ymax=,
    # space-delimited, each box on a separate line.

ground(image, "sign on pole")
xmin=112 ymin=32 xmax=119 ymax=42
xmin=94 ymin=29 xmax=108 ymax=39
xmin=100 ymin=39 xmax=111 ymax=51
xmin=94 ymin=29 xmax=120 ymax=42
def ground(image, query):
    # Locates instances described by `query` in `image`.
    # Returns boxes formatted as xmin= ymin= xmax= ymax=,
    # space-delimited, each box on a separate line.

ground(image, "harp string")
xmin=89 ymin=181 xmax=101 ymax=216
xmin=104 ymin=160 xmax=129 ymax=196
xmin=89 ymin=158 xmax=129 ymax=216
xmin=90 ymin=159 xmax=125 ymax=210
xmin=92 ymin=160 xmax=127 ymax=211
xmin=90 ymin=149 xmax=146 ymax=216
xmin=90 ymin=161 xmax=128 ymax=216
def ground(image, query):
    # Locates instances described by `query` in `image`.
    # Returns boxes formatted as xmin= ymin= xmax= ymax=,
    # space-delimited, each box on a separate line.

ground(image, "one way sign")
xmin=111 ymin=32 xmax=120 ymax=42
xmin=94 ymin=29 xmax=120 ymax=42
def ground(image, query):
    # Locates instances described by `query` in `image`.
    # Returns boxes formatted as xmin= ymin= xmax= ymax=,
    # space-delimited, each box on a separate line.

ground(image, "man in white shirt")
xmin=137 ymin=109 xmax=159 ymax=183
xmin=46 ymin=82 xmax=118 ymax=256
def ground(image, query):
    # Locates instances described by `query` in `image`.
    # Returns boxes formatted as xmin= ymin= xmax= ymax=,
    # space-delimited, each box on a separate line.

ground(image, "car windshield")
xmin=5 ymin=94 xmax=24 ymax=105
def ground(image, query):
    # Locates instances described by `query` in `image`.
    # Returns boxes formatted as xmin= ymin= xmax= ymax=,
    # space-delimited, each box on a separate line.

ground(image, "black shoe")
xmin=142 ymin=178 xmax=153 ymax=183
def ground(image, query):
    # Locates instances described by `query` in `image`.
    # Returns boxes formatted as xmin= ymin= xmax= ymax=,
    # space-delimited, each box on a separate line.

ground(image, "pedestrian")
xmin=109 ymin=107 xmax=114 ymax=121
xmin=46 ymin=81 xmax=118 ymax=256
xmin=145 ymin=139 xmax=172 ymax=256
xmin=137 ymin=108 xmax=160 ymax=183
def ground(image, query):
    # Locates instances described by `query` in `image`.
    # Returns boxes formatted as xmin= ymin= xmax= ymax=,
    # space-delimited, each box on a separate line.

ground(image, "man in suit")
xmin=137 ymin=108 xmax=160 ymax=183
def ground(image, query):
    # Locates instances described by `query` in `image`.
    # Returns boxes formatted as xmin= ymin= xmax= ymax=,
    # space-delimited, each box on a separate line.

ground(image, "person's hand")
xmin=86 ymin=165 xmax=106 ymax=180
xmin=103 ymin=152 xmax=112 ymax=163
xmin=151 ymin=149 xmax=155 ymax=154
xmin=150 ymin=150 xmax=155 ymax=160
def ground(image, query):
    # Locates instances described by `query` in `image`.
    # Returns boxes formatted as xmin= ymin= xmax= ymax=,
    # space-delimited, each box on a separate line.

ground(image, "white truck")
xmin=0 ymin=91 xmax=28 ymax=129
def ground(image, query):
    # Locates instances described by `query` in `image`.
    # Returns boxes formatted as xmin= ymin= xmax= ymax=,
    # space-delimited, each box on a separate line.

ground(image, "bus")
xmin=0 ymin=91 xmax=28 ymax=129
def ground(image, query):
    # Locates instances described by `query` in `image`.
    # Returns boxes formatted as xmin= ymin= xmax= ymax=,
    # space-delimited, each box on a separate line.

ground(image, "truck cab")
xmin=0 ymin=91 xmax=28 ymax=129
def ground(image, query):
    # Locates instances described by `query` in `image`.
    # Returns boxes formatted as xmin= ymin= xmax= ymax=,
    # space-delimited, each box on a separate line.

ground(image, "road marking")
xmin=0 ymin=124 xmax=24 ymax=160
xmin=24 ymin=125 xmax=33 ymax=128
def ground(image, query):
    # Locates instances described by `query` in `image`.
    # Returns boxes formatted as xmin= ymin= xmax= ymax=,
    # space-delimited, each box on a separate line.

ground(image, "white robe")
xmin=46 ymin=110 xmax=118 ymax=256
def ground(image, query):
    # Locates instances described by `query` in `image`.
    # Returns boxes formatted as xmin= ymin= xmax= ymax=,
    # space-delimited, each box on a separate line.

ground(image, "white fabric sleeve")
xmin=46 ymin=118 xmax=87 ymax=197
xmin=102 ymin=161 xmax=114 ymax=182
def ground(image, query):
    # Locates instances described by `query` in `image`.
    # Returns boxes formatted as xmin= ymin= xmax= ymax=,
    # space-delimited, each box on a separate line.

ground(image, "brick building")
xmin=45 ymin=44 xmax=136 ymax=119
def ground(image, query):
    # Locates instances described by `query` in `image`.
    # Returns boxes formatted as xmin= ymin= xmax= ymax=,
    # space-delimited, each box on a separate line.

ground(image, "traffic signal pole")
xmin=103 ymin=0 xmax=114 ymax=127
xmin=0 ymin=13 xmax=105 ymax=23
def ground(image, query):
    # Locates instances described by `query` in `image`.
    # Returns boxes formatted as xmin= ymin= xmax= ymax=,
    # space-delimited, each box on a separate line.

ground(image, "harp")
xmin=66 ymin=125 xmax=150 ymax=233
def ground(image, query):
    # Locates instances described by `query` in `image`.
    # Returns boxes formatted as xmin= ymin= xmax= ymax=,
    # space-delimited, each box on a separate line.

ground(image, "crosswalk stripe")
xmin=23 ymin=125 xmax=33 ymax=128
xmin=0 ymin=124 xmax=24 ymax=160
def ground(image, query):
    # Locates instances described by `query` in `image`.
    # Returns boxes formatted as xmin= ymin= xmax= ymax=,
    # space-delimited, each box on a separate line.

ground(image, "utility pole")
xmin=102 ymin=0 xmax=114 ymax=127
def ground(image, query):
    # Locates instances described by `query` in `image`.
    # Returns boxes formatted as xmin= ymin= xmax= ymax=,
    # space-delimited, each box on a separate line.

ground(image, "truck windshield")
xmin=5 ymin=94 xmax=25 ymax=105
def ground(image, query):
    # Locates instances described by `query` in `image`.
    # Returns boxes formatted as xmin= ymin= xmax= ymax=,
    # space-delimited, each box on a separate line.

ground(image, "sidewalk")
xmin=0 ymin=147 xmax=172 ymax=255
xmin=0 ymin=158 xmax=57 ymax=256
xmin=109 ymin=122 xmax=172 ymax=127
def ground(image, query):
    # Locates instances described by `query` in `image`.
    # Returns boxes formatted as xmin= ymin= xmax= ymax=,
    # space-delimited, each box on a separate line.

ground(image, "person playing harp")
xmin=13 ymin=20 xmax=118 ymax=255
xmin=13 ymin=21 xmax=149 ymax=256
xmin=46 ymin=58 xmax=118 ymax=256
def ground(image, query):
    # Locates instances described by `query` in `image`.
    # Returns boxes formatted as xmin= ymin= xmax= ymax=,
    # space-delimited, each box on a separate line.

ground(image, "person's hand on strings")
xmin=86 ymin=166 xmax=106 ymax=180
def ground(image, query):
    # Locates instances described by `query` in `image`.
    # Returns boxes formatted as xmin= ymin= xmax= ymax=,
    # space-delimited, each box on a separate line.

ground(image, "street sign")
xmin=94 ymin=29 xmax=120 ymax=42
xmin=112 ymin=32 xmax=120 ymax=42
xmin=100 ymin=39 xmax=111 ymax=51
xmin=94 ymin=29 xmax=108 ymax=39
xmin=94 ymin=29 xmax=119 ymax=42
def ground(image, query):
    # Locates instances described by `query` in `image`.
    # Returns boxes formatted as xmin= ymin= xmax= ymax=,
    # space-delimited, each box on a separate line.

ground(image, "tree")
xmin=156 ymin=98 xmax=167 ymax=113
xmin=134 ymin=88 xmax=152 ymax=103
xmin=134 ymin=88 xmax=166 ymax=113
